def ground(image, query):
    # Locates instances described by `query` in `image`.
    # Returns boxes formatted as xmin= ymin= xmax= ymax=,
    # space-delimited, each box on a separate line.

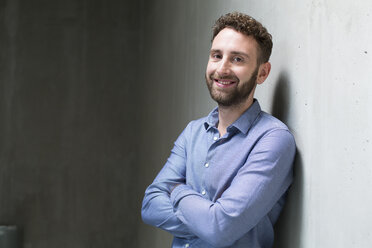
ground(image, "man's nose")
xmin=216 ymin=59 xmax=231 ymax=75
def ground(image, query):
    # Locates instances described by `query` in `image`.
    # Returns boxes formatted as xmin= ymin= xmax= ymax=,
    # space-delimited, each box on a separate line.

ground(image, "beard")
xmin=205 ymin=67 xmax=259 ymax=107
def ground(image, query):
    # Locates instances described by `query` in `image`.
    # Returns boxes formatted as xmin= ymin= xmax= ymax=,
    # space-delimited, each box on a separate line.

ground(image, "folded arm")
xmin=141 ymin=125 xmax=196 ymax=238
xmin=170 ymin=129 xmax=296 ymax=247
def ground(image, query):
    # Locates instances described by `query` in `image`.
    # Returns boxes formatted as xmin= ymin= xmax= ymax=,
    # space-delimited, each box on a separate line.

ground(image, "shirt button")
xmin=204 ymin=163 xmax=209 ymax=168
xmin=201 ymin=190 xmax=206 ymax=195
xmin=185 ymin=244 xmax=190 ymax=248
xmin=213 ymin=136 xmax=218 ymax=141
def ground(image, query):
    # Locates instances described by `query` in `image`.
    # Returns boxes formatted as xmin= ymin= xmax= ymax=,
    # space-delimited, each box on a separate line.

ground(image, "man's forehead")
xmin=210 ymin=29 xmax=258 ymax=56
xmin=213 ymin=27 xmax=256 ymax=41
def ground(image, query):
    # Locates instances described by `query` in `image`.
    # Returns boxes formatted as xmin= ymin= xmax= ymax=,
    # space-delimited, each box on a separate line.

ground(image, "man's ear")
xmin=256 ymin=62 xmax=271 ymax=85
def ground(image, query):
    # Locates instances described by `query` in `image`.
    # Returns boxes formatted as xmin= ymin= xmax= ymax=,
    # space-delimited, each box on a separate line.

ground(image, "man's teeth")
xmin=218 ymin=81 xmax=233 ymax=85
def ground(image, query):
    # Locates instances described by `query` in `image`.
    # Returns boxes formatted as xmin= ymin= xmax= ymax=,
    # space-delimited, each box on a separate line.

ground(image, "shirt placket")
xmin=200 ymin=128 xmax=221 ymax=199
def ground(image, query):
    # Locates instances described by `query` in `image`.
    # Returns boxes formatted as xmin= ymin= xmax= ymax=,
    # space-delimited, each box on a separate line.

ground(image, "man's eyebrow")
xmin=210 ymin=49 xmax=221 ymax=54
xmin=209 ymin=49 xmax=250 ymax=58
xmin=230 ymin=51 xmax=250 ymax=58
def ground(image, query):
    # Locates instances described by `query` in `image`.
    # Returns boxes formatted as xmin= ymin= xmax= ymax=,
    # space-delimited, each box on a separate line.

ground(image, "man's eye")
xmin=211 ymin=54 xmax=222 ymax=59
xmin=233 ymin=57 xmax=243 ymax=62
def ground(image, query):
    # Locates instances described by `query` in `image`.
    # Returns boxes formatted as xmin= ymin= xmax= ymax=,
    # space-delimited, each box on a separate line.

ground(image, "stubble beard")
xmin=205 ymin=67 xmax=259 ymax=107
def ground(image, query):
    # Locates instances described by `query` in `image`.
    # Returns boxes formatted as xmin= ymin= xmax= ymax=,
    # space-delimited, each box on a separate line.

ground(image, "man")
xmin=141 ymin=12 xmax=296 ymax=248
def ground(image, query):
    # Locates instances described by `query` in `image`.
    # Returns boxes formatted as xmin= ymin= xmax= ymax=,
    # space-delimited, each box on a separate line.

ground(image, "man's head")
xmin=212 ymin=12 xmax=272 ymax=65
xmin=205 ymin=12 xmax=272 ymax=107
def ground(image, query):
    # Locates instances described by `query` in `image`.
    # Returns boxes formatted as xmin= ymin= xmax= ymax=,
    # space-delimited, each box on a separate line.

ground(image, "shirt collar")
xmin=204 ymin=99 xmax=262 ymax=134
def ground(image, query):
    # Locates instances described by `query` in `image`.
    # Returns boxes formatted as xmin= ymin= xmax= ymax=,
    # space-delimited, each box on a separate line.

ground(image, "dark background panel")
xmin=0 ymin=1 xmax=140 ymax=247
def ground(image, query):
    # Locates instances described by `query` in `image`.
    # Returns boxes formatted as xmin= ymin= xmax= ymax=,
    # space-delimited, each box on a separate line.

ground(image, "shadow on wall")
xmin=271 ymin=72 xmax=304 ymax=248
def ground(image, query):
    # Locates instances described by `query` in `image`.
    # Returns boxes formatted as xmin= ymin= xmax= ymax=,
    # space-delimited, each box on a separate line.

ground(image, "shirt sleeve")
xmin=170 ymin=128 xmax=296 ymax=247
xmin=141 ymin=123 xmax=196 ymax=239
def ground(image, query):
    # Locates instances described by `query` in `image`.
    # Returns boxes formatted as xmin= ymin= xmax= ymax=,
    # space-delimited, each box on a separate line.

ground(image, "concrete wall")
xmin=1 ymin=0 xmax=140 ymax=247
xmin=2 ymin=0 xmax=372 ymax=247
xmin=138 ymin=0 xmax=372 ymax=248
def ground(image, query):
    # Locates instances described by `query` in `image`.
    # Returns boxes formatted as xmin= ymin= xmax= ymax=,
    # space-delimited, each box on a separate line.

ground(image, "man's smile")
xmin=211 ymin=75 xmax=239 ymax=88
xmin=214 ymin=79 xmax=237 ymax=88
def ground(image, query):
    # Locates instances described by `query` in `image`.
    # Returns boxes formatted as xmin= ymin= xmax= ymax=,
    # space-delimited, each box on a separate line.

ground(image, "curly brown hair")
xmin=212 ymin=12 xmax=273 ymax=64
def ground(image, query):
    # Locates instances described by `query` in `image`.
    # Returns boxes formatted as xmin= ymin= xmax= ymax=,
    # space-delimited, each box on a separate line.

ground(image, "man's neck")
xmin=217 ymin=98 xmax=254 ymax=137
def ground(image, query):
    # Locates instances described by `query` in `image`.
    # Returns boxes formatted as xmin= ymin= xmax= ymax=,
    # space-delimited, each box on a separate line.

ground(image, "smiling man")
xmin=142 ymin=12 xmax=296 ymax=248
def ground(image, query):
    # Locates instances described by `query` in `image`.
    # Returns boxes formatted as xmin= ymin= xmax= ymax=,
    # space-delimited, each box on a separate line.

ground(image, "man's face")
xmin=206 ymin=28 xmax=260 ymax=107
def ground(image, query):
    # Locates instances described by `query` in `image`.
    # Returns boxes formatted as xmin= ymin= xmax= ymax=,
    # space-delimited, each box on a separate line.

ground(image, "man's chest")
xmin=185 ymin=131 xmax=254 ymax=201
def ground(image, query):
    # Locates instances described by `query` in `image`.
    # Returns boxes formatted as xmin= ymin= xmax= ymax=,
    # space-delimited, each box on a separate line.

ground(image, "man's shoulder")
xmin=183 ymin=115 xmax=209 ymax=133
xmin=257 ymin=111 xmax=290 ymax=130
xmin=251 ymin=111 xmax=294 ymax=140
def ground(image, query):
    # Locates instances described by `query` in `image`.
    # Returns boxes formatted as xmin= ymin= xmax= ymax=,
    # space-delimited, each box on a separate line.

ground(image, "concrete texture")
xmin=1 ymin=0 xmax=140 ymax=247
xmin=2 ymin=0 xmax=372 ymax=247
xmin=137 ymin=0 xmax=372 ymax=248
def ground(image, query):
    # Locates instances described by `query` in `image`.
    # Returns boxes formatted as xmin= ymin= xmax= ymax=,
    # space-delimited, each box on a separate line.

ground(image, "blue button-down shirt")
xmin=142 ymin=100 xmax=296 ymax=248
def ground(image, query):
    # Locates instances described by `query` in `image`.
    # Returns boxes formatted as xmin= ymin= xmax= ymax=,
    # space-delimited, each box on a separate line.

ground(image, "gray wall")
xmin=1 ymin=0 xmax=140 ymax=247
xmin=138 ymin=0 xmax=372 ymax=248
xmin=2 ymin=0 xmax=372 ymax=247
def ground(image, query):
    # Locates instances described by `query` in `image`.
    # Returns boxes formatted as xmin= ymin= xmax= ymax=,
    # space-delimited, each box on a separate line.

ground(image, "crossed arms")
xmin=141 ymin=124 xmax=296 ymax=247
